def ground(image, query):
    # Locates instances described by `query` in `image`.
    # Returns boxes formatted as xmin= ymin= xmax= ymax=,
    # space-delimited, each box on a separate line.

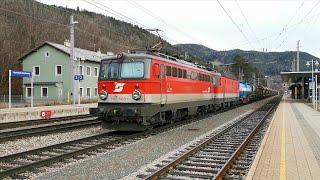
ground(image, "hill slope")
xmin=176 ymin=44 xmax=320 ymax=75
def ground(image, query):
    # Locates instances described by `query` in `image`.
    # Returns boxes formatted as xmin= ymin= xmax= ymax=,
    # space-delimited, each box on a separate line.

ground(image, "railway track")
xmin=0 ymin=114 xmax=209 ymax=179
xmin=138 ymin=99 xmax=279 ymax=180
xmin=0 ymin=114 xmax=95 ymax=130
xmin=0 ymin=97 xmax=278 ymax=179
xmin=0 ymin=117 xmax=100 ymax=142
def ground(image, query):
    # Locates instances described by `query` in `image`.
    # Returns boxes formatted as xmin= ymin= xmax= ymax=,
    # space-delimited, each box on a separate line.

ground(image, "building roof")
xmin=280 ymin=71 xmax=320 ymax=82
xmin=18 ymin=41 xmax=110 ymax=63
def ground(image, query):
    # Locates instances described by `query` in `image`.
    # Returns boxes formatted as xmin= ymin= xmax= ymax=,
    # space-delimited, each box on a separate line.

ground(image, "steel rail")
xmin=0 ymin=111 xmax=217 ymax=178
xmin=0 ymin=118 xmax=101 ymax=142
xmin=0 ymin=132 xmax=139 ymax=178
xmin=214 ymin=103 xmax=277 ymax=179
xmin=0 ymin=114 xmax=95 ymax=130
xmin=0 ymin=97 xmax=279 ymax=179
xmin=143 ymin=100 xmax=279 ymax=180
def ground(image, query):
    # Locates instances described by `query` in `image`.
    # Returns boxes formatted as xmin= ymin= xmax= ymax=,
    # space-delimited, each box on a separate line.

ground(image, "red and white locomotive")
xmin=97 ymin=52 xmax=239 ymax=131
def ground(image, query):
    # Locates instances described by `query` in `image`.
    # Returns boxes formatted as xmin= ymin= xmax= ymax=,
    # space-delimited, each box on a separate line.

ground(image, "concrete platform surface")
xmin=0 ymin=103 xmax=97 ymax=123
xmin=247 ymin=98 xmax=320 ymax=180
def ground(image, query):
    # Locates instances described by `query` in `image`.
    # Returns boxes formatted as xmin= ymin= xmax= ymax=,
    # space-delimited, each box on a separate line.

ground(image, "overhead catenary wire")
xmin=233 ymin=10 xmax=320 ymax=49
xmin=82 ymin=0 xmax=179 ymax=45
xmin=275 ymin=2 xmax=304 ymax=41
xmin=127 ymin=0 xmax=207 ymax=45
xmin=0 ymin=7 xmax=69 ymax=27
xmin=235 ymin=0 xmax=262 ymax=50
xmin=216 ymin=0 xmax=255 ymax=50
xmin=298 ymin=2 xmax=320 ymax=43
xmin=83 ymin=0 xmax=149 ymax=29
xmin=83 ymin=0 xmax=196 ymax=52
xmin=273 ymin=1 xmax=320 ymax=51
xmin=0 ymin=6 xmax=133 ymax=50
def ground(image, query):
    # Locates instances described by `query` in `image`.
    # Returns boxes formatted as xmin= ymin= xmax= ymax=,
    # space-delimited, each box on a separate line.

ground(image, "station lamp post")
xmin=306 ymin=59 xmax=319 ymax=110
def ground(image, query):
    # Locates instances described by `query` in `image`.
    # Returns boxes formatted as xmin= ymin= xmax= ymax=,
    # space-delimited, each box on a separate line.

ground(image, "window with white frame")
xmin=94 ymin=67 xmax=98 ymax=77
xmin=94 ymin=88 xmax=98 ymax=96
xmin=26 ymin=87 xmax=33 ymax=97
xmin=41 ymin=87 xmax=48 ymax=97
xmin=86 ymin=87 xmax=91 ymax=97
xmin=56 ymin=65 xmax=62 ymax=76
xmin=79 ymin=87 xmax=83 ymax=97
xmin=86 ymin=66 xmax=91 ymax=76
xmin=34 ymin=66 xmax=40 ymax=76
xmin=79 ymin=66 xmax=83 ymax=75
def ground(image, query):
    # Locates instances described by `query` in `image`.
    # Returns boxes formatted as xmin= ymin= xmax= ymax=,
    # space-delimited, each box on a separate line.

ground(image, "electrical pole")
xmin=292 ymin=58 xmax=295 ymax=72
xmin=238 ymin=65 xmax=241 ymax=81
xmin=297 ymin=40 xmax=300 ymax=72
xmin=70 ymin=15 xmax=78 ymax=105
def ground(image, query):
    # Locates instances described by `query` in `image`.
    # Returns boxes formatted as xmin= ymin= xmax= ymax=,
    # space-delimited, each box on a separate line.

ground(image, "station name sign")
xmin=9 ymin=70 xmax=32 ymax=78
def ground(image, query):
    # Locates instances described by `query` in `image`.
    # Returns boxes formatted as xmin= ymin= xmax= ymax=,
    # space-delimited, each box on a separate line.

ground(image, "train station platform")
xmin=247 ymin=97 xmax=320 ymax=179
xmin=0 ymin=103 xmax=97 ymax=123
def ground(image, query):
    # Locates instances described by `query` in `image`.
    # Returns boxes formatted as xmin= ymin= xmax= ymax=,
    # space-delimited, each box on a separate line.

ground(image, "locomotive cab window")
xmin=99 ymin=60 xmax=146 ymax=80
xmin=178 ymin=68 xmax=182 ymax=78
xmin=187 ymin=71 xmax=191 ymax=79
xmin=166 ymin=66 xmax=171 ymax=76
xmin=172 ymin=67 xmax=177 ymax=77
xmin=121 ymin=62 xmax=144 ymax=78
xmin=183 ymin=70 xmax=187 ymax=79
xmin=99 ymin=62 xmax=119 ymax=79
xmin=160 ymin=64 xmax=165 ymax=79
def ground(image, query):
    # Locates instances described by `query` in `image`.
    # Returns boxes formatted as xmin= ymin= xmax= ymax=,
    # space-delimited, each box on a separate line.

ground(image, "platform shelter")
xmin=280 ymin=71 xmax=320 ymax=100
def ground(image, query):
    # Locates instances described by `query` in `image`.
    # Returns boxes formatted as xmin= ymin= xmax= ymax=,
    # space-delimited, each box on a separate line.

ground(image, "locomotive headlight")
xmin=99 ymin=90 xmax=108 ymax=100
xmin=132 ymin=90 xmax=141 ymax=100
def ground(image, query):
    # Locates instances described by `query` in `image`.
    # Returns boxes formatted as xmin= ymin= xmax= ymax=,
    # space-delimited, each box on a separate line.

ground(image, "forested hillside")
xmin=175 ymin=44 xmax=320 ymax=75
xmin=0 ymin=0 xmax=181 ymax=94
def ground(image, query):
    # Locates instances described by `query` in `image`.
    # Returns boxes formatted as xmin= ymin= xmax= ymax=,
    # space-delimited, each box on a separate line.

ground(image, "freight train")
xmin=96 ymin=52 xmax=277 ymax=131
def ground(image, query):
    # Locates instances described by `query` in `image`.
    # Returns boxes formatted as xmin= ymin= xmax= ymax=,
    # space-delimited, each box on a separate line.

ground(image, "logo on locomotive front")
xmin=114 ymin=82 xmax=125 ymax=92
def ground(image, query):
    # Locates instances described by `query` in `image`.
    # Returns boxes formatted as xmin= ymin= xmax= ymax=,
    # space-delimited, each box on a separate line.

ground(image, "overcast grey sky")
xmin=38 ymin=0 xmax=320 ymax=58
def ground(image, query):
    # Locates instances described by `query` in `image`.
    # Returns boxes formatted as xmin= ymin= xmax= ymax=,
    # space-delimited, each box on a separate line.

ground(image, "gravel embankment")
xmin=34 ymin=96 xmax=277 ymax=180
xmin=0 ymin=126 xmax=104 ymax=157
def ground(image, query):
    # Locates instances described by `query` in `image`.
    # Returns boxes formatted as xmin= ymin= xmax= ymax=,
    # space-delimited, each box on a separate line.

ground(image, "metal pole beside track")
xmin=316 ymin=75 xmax=318 ymax=110
xmin=8 ymin=70 xmax=11 ymax=109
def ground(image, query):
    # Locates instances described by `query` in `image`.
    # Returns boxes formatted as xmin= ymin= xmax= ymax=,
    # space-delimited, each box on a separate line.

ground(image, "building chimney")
xmin=64 ymin=40 xmax=71 ymax=47
xmin=97 ymin=48 xmax=101 ymax=57
xmin=107 ymin=52 xmax=114 ymax=56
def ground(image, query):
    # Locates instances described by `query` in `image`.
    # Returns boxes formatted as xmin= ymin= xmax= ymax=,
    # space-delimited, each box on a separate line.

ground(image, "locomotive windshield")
xmin=99 ymin=61 xmax=145 ymax=80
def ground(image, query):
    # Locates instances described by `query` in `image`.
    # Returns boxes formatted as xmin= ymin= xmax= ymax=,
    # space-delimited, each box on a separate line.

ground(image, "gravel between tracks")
xmin=32 ymin=98 xmax=278 ymax=179
xmin=0 ymin=126 xmax=105 ymax=157
xmin=33 ymin=96 xmax=277 ymax=180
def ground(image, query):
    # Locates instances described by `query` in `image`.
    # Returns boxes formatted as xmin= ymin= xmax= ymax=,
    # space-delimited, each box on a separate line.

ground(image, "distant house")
xmin=18 ymin=41 xmax=111 ymax=104
xmin=211 ymin=59 xmax=223 ymax=68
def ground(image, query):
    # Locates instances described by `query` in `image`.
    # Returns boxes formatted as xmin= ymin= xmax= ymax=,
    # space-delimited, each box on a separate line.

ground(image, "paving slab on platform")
xmin=0 ymin=103 xmax=97 ymax=123
xmin=247 ymin=98 xmax=320 ymax=180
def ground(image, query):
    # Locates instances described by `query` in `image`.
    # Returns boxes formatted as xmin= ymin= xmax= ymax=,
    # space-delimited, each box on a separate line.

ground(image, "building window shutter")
xmin=86 ymin=88 xmax=91 ymax=97
xmin=56 ymin=65 xmax=62 ymax=75
xmin=34 ymin=66 xmax=40 ymax=76
xmin=41 ymin=87 xmax=48 ymax=97
xmin=86 ymin=67 xmax=91 ymax=76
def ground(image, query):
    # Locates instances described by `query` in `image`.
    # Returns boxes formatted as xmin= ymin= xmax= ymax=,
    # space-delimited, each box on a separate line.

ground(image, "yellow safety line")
xmin=280 ymin=103 xmax=286 ymax=180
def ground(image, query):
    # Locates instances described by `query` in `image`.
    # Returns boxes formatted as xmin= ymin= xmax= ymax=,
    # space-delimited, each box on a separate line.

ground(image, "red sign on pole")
xmin=40 ymin=110 xmax=52 ymax=119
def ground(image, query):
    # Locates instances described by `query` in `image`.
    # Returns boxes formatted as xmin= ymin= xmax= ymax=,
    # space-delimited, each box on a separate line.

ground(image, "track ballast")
xmin=137 ymin=98 xmax=280 ymax=180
